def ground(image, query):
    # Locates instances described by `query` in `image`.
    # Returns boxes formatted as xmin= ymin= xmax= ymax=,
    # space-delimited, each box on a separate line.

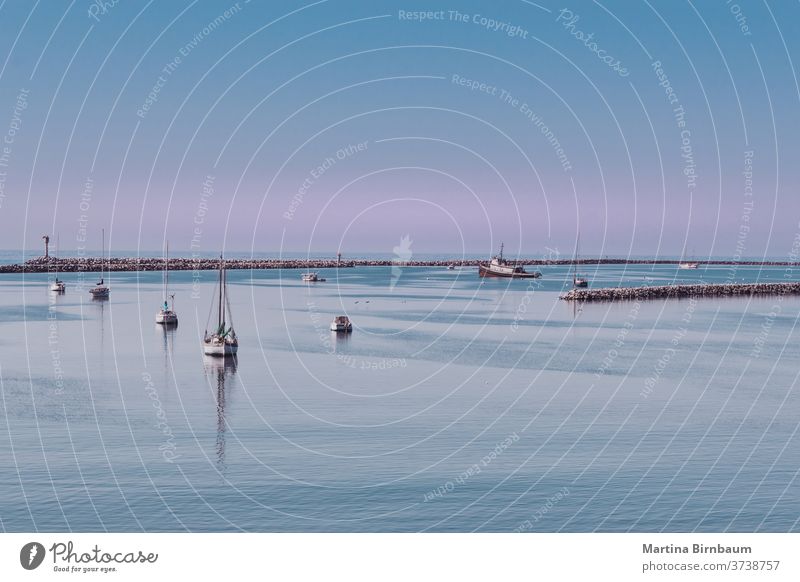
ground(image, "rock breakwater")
xmin=561 ymin=282 xmax=800 ymax=302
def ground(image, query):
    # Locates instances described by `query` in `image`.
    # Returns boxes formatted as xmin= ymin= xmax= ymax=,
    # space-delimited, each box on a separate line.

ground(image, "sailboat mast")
xmin=163 ymin=241 xmax=169 ymax=301
xmin=222 ymin=265 xmax=227 ymax=329
xmin=218 ymin=255 xmax=224 ymax=329
xmin=102 ymin=228 xmax=105 ymax=281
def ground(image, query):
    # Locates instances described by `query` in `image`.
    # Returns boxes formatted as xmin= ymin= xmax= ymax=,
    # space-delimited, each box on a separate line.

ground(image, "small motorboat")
xmin=330 ymin=315 xmax=352 ymax=333
xmin=301 ymin=272 xmax=326 ymax=282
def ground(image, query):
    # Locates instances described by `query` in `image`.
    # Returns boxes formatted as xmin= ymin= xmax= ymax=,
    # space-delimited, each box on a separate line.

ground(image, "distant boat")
xmin=330 ymin=315 xmax=352 ymax=333
xmin=478 ymin=243 xmax=541 ymax=279
xmin=679 ymin=248 xmax=699 ymax=269
xmin=155 ymin=242 xmax=178 ymax=325
xmin=573 ymin=233 xmax=589 ymax=288
xmin=447 ymin=264 xmax=455 ymax=270
xmin=203 ymin=255 xmax=238 ymax=357
xmin=49 ymin=234 xmax=65 ymax=293
xmin=90 ymin=228 xmax=109 ymax=299
xmin=301 ymin=271 xmax=325 ymax=282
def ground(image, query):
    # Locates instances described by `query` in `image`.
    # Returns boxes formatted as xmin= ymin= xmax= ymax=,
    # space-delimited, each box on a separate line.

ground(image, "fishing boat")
xmin=90 ymin=228 xmax=110 ymax=299
xmin=155 ymin=242 xmax=178 ymax=325
xmin=573 ymin=233 xmax=589 ymax=288
xmin=301 ymin=271 xmax=326 ymax=282
xmin=478 ymin=243 xmax=541 ymax=279
xmin=203 ymin=255 xmax=238 ymax=357
xmin=447 ymin=264 xmax=455 ymax=270
xmin=49 ymin=235 xmax=65 ymax=293
xmin=330 ymin=315 xmax=352 ymax=333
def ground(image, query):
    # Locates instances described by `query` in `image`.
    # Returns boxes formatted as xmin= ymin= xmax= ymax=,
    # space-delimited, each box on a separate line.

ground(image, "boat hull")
xmin=478 ymin=265 xmax=541 ymax=279
xmin=156 ymin=310 xmax=178 ymax=325
xmin=330 ymin=324 xmax=352 ymax=333
xmin=203 ymin=342 xmax=238 ymax=356
xmin=90 ymin=287 xmax=109 ymax=299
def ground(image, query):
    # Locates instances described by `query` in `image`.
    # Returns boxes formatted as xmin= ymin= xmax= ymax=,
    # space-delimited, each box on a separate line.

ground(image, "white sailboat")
xmin=49 ymin=235 xmax=65 ymax=293
xmin=155 ymin=242 xmax=178 ymax=325
xmin=203 ymin=255 xmax=238 ymax=357
xmin=679 ymin=248 xmax=699 ymax=269
xmin=90 ymin=228 xmax=110 ymax=299
xmin=573 ymin=233 xmax=589 ymax=288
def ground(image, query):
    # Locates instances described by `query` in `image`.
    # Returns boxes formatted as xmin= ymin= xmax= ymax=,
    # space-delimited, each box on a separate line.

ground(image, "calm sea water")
xmin=1 ymin=263 xmax=799 ymax=532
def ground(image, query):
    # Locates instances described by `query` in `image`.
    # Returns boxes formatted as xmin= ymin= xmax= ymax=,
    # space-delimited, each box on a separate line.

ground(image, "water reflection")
xmin=203 ymin=356 xmax=237 ymax=470
xmin=331 ymin=329 xmax=351 ymax=348
xmin=159 ymin=322 xmax=177 ymax=356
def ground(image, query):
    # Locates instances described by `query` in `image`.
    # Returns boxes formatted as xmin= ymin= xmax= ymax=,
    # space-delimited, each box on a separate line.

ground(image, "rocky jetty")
xmin=561 ymin=282 xmax=800 ymax=302
xmin=3 ymin=256 xmax=800 ymax=274
xmin=1 ymin=257 xmax=353 ymax=273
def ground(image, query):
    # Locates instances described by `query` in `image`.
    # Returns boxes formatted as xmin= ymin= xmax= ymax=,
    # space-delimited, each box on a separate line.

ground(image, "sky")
xmin=0 ymin=0 xmax=798 ymax=258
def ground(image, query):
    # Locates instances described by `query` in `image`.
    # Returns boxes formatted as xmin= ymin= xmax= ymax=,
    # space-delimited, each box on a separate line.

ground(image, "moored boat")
xmin=478 ymin=243 xmax=541 ymax=279
xmin=203 ymin=255 xmax=238 ymax=357
xmin=156 ymin=242 xmax=178 ymax=325
xmin=572 ymin=233 xmax=589 ymax=288
xmin=49 ymin=235 xmax=65 ymax=293
xmin=90 ymin=229 xmax=110 ymax=299
xmin=330 ymin=315 xmax=352 ymax=333
xmin=679 ymin=248 xmax=699 ymax=269
xmin=301 ymin=271 xmax=326 ymax=282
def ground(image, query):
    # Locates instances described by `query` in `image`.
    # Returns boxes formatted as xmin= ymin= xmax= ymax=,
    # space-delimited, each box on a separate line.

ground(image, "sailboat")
xmin=155 ymin=242 xmax=178 ymax=325
xmin=49 ymin=235 xmax=65 ymax=293
xmin=203 ymin=255 xmax=238 ymax=357
xmin=90 ymin=228 xmax=110 ymax=299
xmin=573 ymin=233 xmax=589 ymax=288
xmin=679 ymin=252 xmax=699 ymax=269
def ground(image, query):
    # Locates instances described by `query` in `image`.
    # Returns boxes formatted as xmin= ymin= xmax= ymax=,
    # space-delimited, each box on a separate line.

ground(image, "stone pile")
xmin=561 ymin=282 xmax=800 ymax=302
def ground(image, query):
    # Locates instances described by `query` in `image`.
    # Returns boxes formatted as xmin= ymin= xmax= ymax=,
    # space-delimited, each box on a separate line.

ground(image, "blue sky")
xmin=0 ymin=0 xmax=797 ymax=258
